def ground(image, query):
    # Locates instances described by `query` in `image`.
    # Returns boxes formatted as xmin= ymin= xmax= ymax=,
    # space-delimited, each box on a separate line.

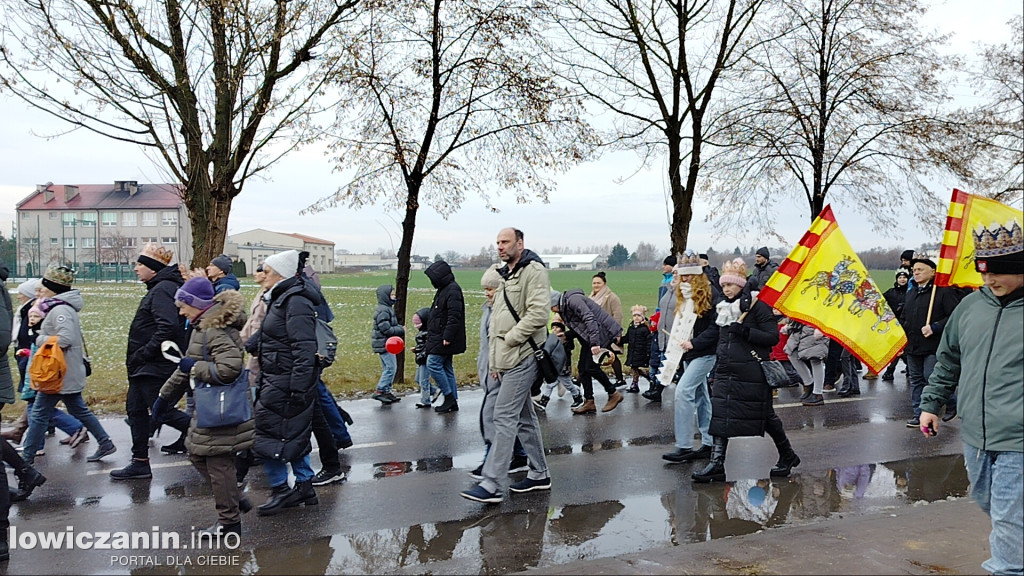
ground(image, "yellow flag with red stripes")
xmin=936 ymin=189 xmax=1024 ymax=288
xmin=759 ymin=206 xmax=906 ymax=374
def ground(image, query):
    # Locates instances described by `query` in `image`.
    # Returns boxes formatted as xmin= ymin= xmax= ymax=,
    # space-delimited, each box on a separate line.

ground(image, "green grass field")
xmin=5 ymin=267 xmax=897 ymax=418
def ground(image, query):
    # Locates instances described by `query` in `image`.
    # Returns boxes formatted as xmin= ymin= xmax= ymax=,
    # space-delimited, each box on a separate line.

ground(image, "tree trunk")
xmin=667 ymin=129 xmax=689 ymax=256
xmin=185 ymin=181 xmax=235 ymax=268
xmin=393 ymin=178 xmax=423 ymax=385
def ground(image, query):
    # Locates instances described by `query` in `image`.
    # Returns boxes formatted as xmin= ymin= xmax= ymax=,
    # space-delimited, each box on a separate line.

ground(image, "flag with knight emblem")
xmin=936 ymin=189 xmax=1024 ymax=288
xmin=758 ymin=206 xmax=906 ymax=374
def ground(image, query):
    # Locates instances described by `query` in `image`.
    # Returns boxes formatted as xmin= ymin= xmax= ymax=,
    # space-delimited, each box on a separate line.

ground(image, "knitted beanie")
xmin=42 ymin=265 xmax=75 ymax=294
xmin=175 ymin=277 xmax=216 ymax=310
xmin=719 ymin=258 xmax=748 ymax=287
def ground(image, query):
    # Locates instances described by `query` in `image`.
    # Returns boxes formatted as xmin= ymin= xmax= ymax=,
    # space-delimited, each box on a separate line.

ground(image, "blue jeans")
xmin=263 ymin=455 xmax=314 ymax=487
xmin=416 ymin=364 xmax=438 ymax=404
xmin=907 ymin=353 xmax=937 ymax=418
xmin=23 ymin=392 xmax=110 ymax=463
xmin=673 ymin=355 xmax=715 ymax=450
xmin=963 ymin=442 xmax=1023 ymax=576
xmin=25 ymin=398 xmax=84 ymax=437
xmin=376 ymin=352 xmax=397 ymax=393
xmin=427 ymin=354 xmax=457 ymax=399
xmin=316 ymin=381 xmax=350 ymax=445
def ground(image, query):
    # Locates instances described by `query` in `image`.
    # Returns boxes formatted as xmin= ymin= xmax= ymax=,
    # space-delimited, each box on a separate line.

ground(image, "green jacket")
xmin=489 ymin=251 xmax=550 ymax=372
xmin=922 ymin=287 xmax=1023 ymax=452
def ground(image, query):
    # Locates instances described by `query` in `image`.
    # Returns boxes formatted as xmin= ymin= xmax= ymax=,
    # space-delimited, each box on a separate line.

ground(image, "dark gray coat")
xmin=371 ymin=284 xmax=404 ymax=353
xmin=557 ymin=289 xmax=622 ymax=348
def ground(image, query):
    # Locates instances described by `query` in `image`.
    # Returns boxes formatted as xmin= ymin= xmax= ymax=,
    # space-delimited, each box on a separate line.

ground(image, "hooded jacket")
xmin=35 ymin=289 xmax=87 ymax=395
xmin=253 ymin=275 xmax=320 ymax=462
xmin=159 ymin=290 xmax=254 ymax=457
xmin=127 ymin=264 xmax=188 ymax=380
xmin=488 ymin=250 xmax=550 ymax=372
xmin=922 ymin=287 xmax=1022 ymax=452
xmin=557 ymin=289 xmax=622 ymax=349
xmin=371 ymin=284 xmax=405 ymax=353
xmin=424 ymin=261 xmax=467 ymax=355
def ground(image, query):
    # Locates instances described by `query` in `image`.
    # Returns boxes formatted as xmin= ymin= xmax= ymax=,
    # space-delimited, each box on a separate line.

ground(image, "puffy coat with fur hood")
xmin=159 ymin=290 xmax=254 ymax=457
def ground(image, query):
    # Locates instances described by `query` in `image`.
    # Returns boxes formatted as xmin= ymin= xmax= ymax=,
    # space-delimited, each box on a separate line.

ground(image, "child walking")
xmin=533 ymin=318 xmax=583 ymax=411
xmin=622 ymin=305 xmax=653 ymax=393
xmin=371 ymin=284 xmax=405 ymax=405
xmin=412 ymin=308 xmax=440 ymax=408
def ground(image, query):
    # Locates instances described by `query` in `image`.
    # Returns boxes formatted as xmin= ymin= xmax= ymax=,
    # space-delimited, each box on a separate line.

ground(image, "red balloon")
xmin=385 ymin=336 xmax=405 ymax=354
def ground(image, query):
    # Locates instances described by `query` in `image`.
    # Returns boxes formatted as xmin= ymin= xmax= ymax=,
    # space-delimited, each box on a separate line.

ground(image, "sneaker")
xmin=110 ymin=459 xmax=153 ymax=480
xmin=508 ymin=455 xmax=529 ymax=474
xmin=570 ymin=395 xmax=584 ymax=409
xmin=372 ymin=392 xmax=392 ymax=404
xmin=532 ymin=396 xmax=549 ymax=412
xmin=822 ymin=383 xmax=836 ymax=392
xmin=557 ymin=383 xmax=567 ymax=398
xmin=430 ymin=389 xmax=442 ymax=403
xmin=415 ymin=402 xmax=432 ymax=408
xmin=626 ymin=384 xmax=640 ymax=394
xmin=87 ymin=440 xmax=117 ymax=462
xmin=160 ymin=438 xmax=187 ymax=455
xmin=942 ymin=407 xmax=958 ymax=422
xmin=68 ymin=427 xmax=89 ymax=449
xmin=460 ymin=484 xmax=502 ymax=504
xmin=311 ymin=469 xmax=347 ymax=486
xmin=468 ymin=464 xmax=484 ymax=480
xmin=384 ymin=392 xmax=401 ymax=404
xmin=509 ymin=477 xmax=551 ymax=493
xmin=906 ymin=417 xmax=921 ymax=428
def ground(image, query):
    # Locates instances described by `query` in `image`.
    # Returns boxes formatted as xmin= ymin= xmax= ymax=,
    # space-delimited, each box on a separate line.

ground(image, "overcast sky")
xmin=1 ymin=1 xmax=1020 ymax=260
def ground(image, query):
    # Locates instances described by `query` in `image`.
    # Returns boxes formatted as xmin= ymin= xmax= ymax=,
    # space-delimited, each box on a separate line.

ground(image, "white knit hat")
xmin=264 ymin=250 xmax=300 ymax=278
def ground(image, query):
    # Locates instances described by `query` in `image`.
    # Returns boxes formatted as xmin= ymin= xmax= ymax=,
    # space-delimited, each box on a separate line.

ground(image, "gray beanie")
xmin=211 ymin=254 xmax=233 ymax=274
xmin=756 ymin=246 xmax=770 ymax=259
xmin=550 ymin=289 xmax=562 ymax=309
xmin=17 ymin=279 xmax=39 ymax=299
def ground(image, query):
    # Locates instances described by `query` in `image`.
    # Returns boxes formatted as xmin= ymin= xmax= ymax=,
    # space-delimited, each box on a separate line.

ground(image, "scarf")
xmin=590 ymin=284 xmax=612 ymax=309
xmin=716 ymin=298 xmax=744 ymax=327
xmin=658 ymin=282 xmax=699 ymax=387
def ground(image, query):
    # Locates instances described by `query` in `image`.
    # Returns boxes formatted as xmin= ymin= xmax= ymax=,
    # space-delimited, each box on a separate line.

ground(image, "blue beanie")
xmin=175 ymin=277 xmax=216 ymax=310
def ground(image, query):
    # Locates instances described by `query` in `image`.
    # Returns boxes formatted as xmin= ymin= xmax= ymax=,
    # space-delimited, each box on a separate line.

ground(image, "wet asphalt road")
xmin=4 ymin=372 xmax=967 ymax=575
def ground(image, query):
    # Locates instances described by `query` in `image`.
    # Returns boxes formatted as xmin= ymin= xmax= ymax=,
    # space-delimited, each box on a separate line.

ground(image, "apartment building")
xmin=15 ymin=181 xmax=192 ymax=278
xmin=226 ymin=229 xmax=335 ymax=274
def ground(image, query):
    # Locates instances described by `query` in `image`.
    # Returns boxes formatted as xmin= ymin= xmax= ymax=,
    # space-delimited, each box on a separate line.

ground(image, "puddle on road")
xmin=145 ymin=452 xmax=967 ymax=575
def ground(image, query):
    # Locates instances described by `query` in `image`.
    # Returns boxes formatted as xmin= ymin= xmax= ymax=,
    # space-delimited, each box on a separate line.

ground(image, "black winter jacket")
xmin=623 ymin=322 xmax=651 ymax=368
xmin=371 ymin=284 xmax=405 ymax=353
xmin=424 ymin=261 xmax=467 ymax=355
xmin=683 ymin=296 xmax=722 ymax=362
xmin=709 ymin=298 xmax=779 ymax=439
xmin=900 ymin=281 xmax=962 ymax=356
xmin=883 ymin=282 xmax=909 ymax=319
xmin=253 ymin=276 xmax=320 ymax=463
xmin=557 ymin=289 xmax=622 ymax=348
xmin=413 ymin=307 xmax=431 ymax=365
xmin=127 ymin=265 xmax=188 ymax=380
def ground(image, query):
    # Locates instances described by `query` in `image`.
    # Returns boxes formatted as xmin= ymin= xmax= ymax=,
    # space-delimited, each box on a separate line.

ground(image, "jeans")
xmin=674 ymin=355 xmax=715 ymax=449
xmin=479 ymin=355 xmax=548 ymax=492
xmin=427 ymin=354 xmax=457 ymax=399
xmin=26 ymin=398 xmax=84 ymax=437
xmin=540 ymin=374 xmax=580 ymax=398
xmin=23 ymin=392 xmax=111 ymax=463
xmin=906 ymin=353 xmax=937 ymax=418
xmin=963 ymin=442 xmax=1023 ymax=576
xmin=316 ymin=381 xmax=350 ymax=445
xmin=376 ymin=352 xmax=397 ymax=393
xmin=263 ymin=455 xmax=314 ymax=487
xmin=415 ymin=364 xmax=438 ymax=404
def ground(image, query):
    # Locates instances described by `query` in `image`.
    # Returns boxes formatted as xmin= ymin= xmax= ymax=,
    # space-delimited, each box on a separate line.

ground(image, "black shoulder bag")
xmin=501 ymin=289 xmax=558 ymax=384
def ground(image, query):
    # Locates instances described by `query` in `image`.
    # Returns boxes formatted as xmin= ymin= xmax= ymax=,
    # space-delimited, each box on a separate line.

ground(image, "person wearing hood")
xmin=460 ymin=228 xmax=551 ymax=504
xmin=20 ymin=265 xmax=117 ymax=467
xmin=552 ymin=288 xmax=625 ymax=415
xmin=751 ymin=247 xmax=780 ymax=293
xmin=111 ymin=243 xmax=192 ymax=480
xmin=249 ymin=250 xmax=321 ymax=516
xmin=153 ymin=278 xmax=254 ymax=537
xmin=371 ymin=283 xmax=405 ymax=405
xmin=880 ymin=269 xmax=911 ymax=381
xmin=424 ymin=259 xmax=467 ymax=414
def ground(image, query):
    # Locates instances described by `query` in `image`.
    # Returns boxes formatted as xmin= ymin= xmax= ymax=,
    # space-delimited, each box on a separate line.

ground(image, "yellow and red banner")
xmin=759 ymin=206 xmax=906 ymax=374
xmin=936 ymin=189 xmax=1024 ymax=288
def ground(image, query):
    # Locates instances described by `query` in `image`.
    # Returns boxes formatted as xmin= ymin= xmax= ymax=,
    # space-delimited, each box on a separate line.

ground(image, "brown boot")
xmin=1 ymin=411 xmax=29 ymax=444
xmin=602 ymin=391 xmax=624 ymax=412
xmin=571 ymin=398 xmax=597 ymax=415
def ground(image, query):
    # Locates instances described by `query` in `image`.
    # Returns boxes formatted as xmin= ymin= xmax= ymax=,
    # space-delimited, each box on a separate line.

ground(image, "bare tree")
xmin=634 ymin=241 xmax=659 ymax=266
xmin=552 ymin=0 xmax=768 ymax=254
xmin=0 ymin=0 xmax=358 ymax=267
xmin=304 ymin=0 xmax=595 ymax=379
xmin=705 ymin=0 xmax=959 ymax=234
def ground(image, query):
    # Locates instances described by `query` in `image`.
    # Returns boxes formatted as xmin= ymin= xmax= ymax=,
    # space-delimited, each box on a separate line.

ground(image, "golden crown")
xmin=973 ymin=220 xmax=1023 ymax=258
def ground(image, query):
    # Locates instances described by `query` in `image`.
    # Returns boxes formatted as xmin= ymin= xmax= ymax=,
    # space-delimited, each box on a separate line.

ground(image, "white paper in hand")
xmin=161 ymin=341 xmax=184 ymax=363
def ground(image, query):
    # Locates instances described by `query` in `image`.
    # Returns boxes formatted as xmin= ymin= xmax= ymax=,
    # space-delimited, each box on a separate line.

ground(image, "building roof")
xmin=285 ymin=232 xmax=334 ymax=245
xmin=17 ymin=183 xmax=183 ymax=211
xmin=540 ymin=254 xmax=602 ymax=264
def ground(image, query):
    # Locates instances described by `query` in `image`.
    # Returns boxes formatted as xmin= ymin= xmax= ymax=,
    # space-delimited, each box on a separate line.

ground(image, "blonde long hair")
xmin=677 ymin=273 xmax=713 ymax=316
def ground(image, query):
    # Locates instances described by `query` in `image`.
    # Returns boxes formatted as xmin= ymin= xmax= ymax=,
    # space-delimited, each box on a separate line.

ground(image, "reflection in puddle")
xmin=372 ymin=457 xmax=454 ymax=479
xmin=235 ymin=453 xmax=969 ymax=574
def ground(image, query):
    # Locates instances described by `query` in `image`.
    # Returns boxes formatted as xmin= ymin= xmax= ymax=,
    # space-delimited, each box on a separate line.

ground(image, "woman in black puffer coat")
xmin=692 ymin=259 xmax=800 ymax=483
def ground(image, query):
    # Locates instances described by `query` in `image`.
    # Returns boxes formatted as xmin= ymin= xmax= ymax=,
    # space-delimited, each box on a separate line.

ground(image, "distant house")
xmin=335 ymin=253 xmax=399 ymax=271
xmin=227 ymin=228 xmax=334 ymax=274
xmin=540 ymin=254 xmax=602 ymax=270
xmin=15 ymin=181 xmax=192 ymax=277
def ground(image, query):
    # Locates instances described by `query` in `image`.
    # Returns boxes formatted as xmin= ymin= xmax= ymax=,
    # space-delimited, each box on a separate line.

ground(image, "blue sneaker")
xmin=460 ymin=484 xmax=502 ymax=504
xmin=509 ymin=477 xmax=551 ymax=493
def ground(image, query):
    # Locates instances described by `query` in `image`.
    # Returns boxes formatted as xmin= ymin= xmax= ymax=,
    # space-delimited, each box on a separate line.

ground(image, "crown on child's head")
xmin=674 ymin=251 xmax=703 ymax=275
xmin=721 ymin=258 xmax=747 ymax=277
xmin=973 ymin=218 xmax=1024 ymax=274
xmin=630 ymin=304 xmax=648 ymax=317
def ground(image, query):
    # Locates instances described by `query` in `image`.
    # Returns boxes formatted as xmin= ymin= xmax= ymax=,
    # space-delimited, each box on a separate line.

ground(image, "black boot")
xmin=799 ymin=385 xmax=813 ymax=402
xmin=692 ymin=437 xmax=728 ymax=483
xmin=434 ymin=394 xmax=459 ymax=413
xmin=257 ymin=484 xmax=293 ymax=516
xmin=771 ymin=451 xmax=801 ymax=477
xmin=283 ymin=480 xmax=318 ymax=508
xmin=10 ymin=466 xmax=47 ymax=502
xmin=641 ymin=383 xmax=664 ymax=402
xmin=767 ymin=417 xmax=800 ymax=477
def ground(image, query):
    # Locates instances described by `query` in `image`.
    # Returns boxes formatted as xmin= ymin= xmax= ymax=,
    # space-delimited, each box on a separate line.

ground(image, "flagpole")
xmin=925 ymin=283 xmax=937 ymax=326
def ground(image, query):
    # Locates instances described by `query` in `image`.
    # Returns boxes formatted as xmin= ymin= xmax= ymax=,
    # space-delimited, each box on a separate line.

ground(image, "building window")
xmin=80 ymin=213 xmax=97 ymax=227
xmin=63 ymin=213 xmax=77 ymax=228
xmin=124 ymin=238 xmax=138 ymax=248
xmin=49 ymin=212 xmax=57 ymax=220
xmin=64 ymin=237 xmax=75 ymax=248
xmin=102 ymin=212 xmax=118 ymax=227
xmin=142 ymin=212 xmax=157 ymax=227
xmin=50 ymin=238 xmax=58 ymax=245
xmin=140 ymin=236 xmax=158 ymax=244
xmin=162 ymin=212 xmax=178 ymax=226
xmin=24 ymin=238 xmax=38 ymax=245
xmin=161 ymin=237 xmax=177 ymax=244
xmin=20 ymin=212 xmax=28 ymax=219
xmin=122 ymin=212 xmax=137 ymax=227
xmin=81 ymin=237 xmax=96 ymax=249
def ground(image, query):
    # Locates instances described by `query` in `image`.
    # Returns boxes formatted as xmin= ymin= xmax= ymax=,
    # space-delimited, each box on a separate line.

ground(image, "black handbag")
xmin=750 ymin=349 xmax=789 ymax=389
xmin=194 ymin=334 xmax=253 ymax=428
xmin=502 ymin=289 xmax=558 ymax=384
